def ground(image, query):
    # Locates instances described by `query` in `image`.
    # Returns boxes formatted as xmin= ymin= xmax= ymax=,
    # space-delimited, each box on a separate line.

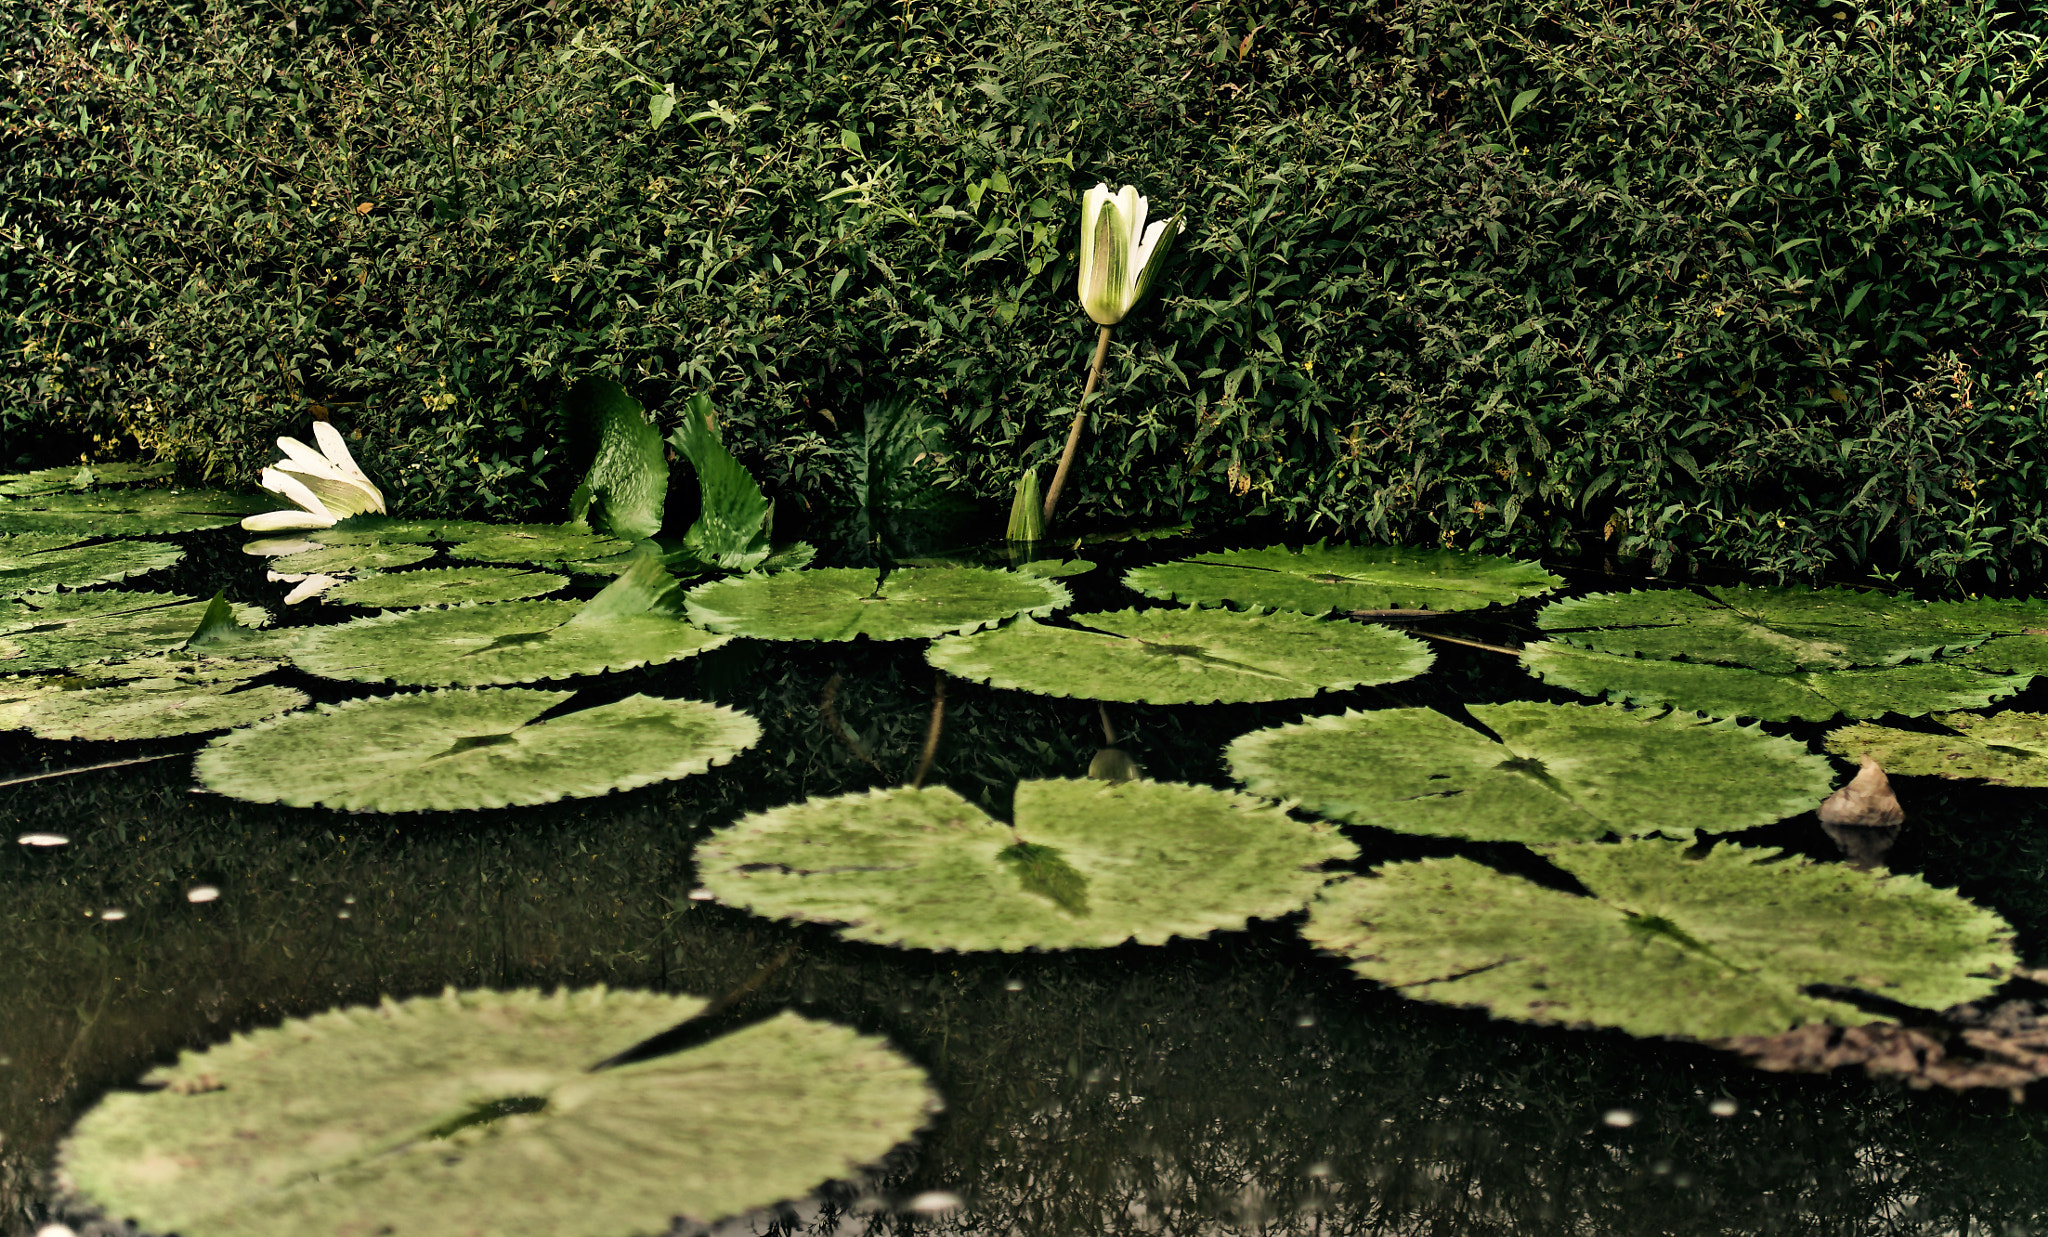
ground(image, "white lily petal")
xmin=283 ymin=574 xmax=343 ymax=605
xmin=242 ymin=509 xmax=337 ymax=531
xmin=243 ymin=537 xmax=321 ymax=557
xmin=259 ymin=466 xmax=334 ymax=519
xmin=312 ymin=423 xmax=384 ymax=509
xmin=277 ymin=466 xmax=381 ymax=517
xmin=275 ymin=436 xmax=338 ymax=475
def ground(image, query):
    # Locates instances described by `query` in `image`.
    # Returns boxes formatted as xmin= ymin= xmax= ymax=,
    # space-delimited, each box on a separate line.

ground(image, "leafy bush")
xmin=6 ymin=0 xmax=2047 ymax=584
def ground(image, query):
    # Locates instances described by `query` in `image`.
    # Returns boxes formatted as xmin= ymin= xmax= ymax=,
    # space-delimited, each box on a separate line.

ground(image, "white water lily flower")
xmin=242 ymin=421 xmax=386 ymax=531
xmin=1077 ymin=183 xmax=1183 ymax=326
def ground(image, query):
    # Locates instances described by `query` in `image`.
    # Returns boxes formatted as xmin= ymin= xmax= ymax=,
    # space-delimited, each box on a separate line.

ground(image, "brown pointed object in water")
xmin=1818 ymin=756 xmax=1906 ymax=828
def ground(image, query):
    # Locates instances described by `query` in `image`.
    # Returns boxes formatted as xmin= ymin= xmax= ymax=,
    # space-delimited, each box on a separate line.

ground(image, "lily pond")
xmin=6 ymin=424 xmax=2048 ymax=1235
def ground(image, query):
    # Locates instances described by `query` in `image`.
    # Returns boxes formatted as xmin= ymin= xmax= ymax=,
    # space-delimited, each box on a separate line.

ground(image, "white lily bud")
xmin=1076 ymin=183 xmax=1183 ymax=326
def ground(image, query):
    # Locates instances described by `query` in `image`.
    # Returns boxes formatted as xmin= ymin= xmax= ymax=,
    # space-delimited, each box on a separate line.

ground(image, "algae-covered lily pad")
xmin=927 ymin=608 xmax=1432 ymax=704
xmin=1303 ymin=837 xmax=2016 ymax=1040
xmin=0 ymin=488 xmax=272 ymax=536
xmin=326 ymin=567 xmax=571 ymax=609
xmin=697 ymin=778 xmax=1354 ymax=951
xmin=1825 ymin=713 xmax=2048 ymax=785
xmin=291 ymin=558 xmax=724 ymax=685
xmin=1226 ymin=703 xmax=1834 ymax=843
xmin=1534 ymin=586 xmax=2048 ymax=673
xmin=684 ymin=566 xmax=1069 ymax=641
xmin=0 ymin=592 xmax=269 ymax=673
xmin=1126 ymin=543 xmax=1562 ymax=615
xmin=270 ymin=542 xmax=437 ymax=575
xmin=446 ymin=524 xmax=632 ymax=565
xmin=1 ymin=535 xmax=184 ymax=597
xmin=56 ymin=987 xmax=937 ymax=1237
xmin=1522 ymin=641 xmax=2028 ymax=722
xmin=197 ymin=687 xmax=759 ymax=811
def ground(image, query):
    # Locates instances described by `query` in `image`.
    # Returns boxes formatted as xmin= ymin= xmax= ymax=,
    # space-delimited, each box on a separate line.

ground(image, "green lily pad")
xmin=684 ymin=567 xmax=1069 ymax=642
xmin=0 ymin=673 xmax=306 ymax=741
xmin=326 ymin=567 xmax=570 ymax=609
xmin=0 ymin=592 xmax=270 ymax=673
xmin=926 ymin=608 xmax=1432 ymax=704
xmin=566 ymin=376 xmax=668 ymax=542
xmin=1126 ymin=543 xmax=1563 ymax=615
xmin=298 ymin=516 xmax=509 ymax=545
xmin=270 ymin=543 xmax=438 ymax=575
xmin=1303 ymin=837 xmax=2017 ymax=1040
xmin=0 ymin=461 xmax=178 ymax=496
xmin=696 ymin=778 xmax=1354 ymax=951
xmin=446 ymin=525 xmax=632 ymax=565
xmin=1825 ymin=712 xmax=2048 ymax=785
xmin=57 ymin=988 xmax=937 ymax=1237
xmin=1226 ymin=703 xmax=1834 ymax=843
xmin=0 ymin=488 xmax=272 ymax=536
xmin=1948 ymin=632 xmax=2048 ymax=678
xmin=292 ymin=559 xmax=725 ymax=685
xmin=1 ymin=535 xmax=184 ymax=596
xmin=1533 ymin=586 xmax=2048 ymax=673
xmin=197 ymin=688 xmax=760 ymax=812
xmin=1522 ymin=641 xmax=2029 ymax=722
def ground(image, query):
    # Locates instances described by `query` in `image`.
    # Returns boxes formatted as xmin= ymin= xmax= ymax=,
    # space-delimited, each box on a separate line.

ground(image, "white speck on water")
xmin=186 ymin=886 xmax=220 ymax=903
xmin=1651 ymin=1159 xmax=1673 ymax=1175
xmin=1709 ymin=1098 xmax=1739 ymax=1117
xmin=37 ymin=1224 xmax=79 ymax=1237
xmin=343 ymin=895 xmax=356 ymax=904
xmin=337 ymin=910 xmax=352 ymax=919
xmin=1602 ymin=1108 xmax=1637 ymax=1128
xmin=99 ymin=909 xmax=127 ymax=922
xmin=1295 ymin=1013 xmax=1316 ymax=1028
xmin=686 ymin=888 xmax=715 ymax=901
xmin=17 ymin=833 xmax=68 ymax=847
xmin=1003 ymin=978 xmax=1024 ymax=991
xmin=905 ymin=1191 xmax=963 ymax=1214
xmin=1305 ymin=1161 xmax=1332 ymax=1179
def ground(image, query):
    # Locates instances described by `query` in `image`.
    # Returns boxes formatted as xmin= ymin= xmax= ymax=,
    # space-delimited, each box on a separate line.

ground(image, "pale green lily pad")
xmin=927 ymin=609 xmax=1432 ymax=704
xmin=1126 ymin=543 xmax=1563 ymax=615
xmin=57 ymin=987 xmax=936 ymax=1237
xmin=1303 ymin=837 xmax=2017 ymax=1040
xmin=0 ymin=461 xmax=176 ymax=496
xmin=1825 ymin=712 xmax=2048 ymax=785
xmin=1 ymin=535 xmax=184 ymax=596
xmin=1226 ymin=703 xmax=1834 ymax=843
xmin=0 ymin=675 xmax=306 ymax=741
xmin=326 ymin=567 xmax=570 ymax=609
xmin=197 ymin=688 xmax=760 ymax=812
xmin=270 ymin=542 xmax=437 ymax=574
xmin=0 ymin=489 xmax=272 ymax=535
xmin=1522 ymin=641 xmax=2028 ymax=722
xmin=697 ymin=777 xmax=1355 ymax=951
xmin=446 ymin=525 xmax=632 ymax=565
xmin=684 ymin=567 xmax=1069 ymax=641
xmin=0 ymin=592 xmax=270 ymax=673
xmin=1534 ymin=586 xmax=2048 ymax=673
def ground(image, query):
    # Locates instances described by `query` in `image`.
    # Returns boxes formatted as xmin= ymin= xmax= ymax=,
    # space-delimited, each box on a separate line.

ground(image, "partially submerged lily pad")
xmin=696 ymin=778 xmax=1354 ymax=951
xmin=1522 ymin=641 xmax=2029 ymax=722
xmin=0 ymin=535 xmax=184 ymax=597
xmin=269 ymin=542 xmax=437 ymax=575
xmin=1303 ymin=837 xmax=2016 ymax=1040
xmin=446 ymin=524 xmax=632 ymax=565
xmin=926 ymin=609 xmax=1432 ymax=704
xmin=197 ymin=688 xmax=759 ymax=812
xmin=1825 ymin=713 xmax=2048 ymax=786
xmin=1126 ymin=543 xmax=1563 ymax=615
xmin=1 ymin=592 xmax=269 ymax=673
xmin=1226 ymin=703 xmax=1834 ymax=843
xmin=326 ymin=567 xmax=570 ymax=609
xmin=684 ymin=567 xmax=1069 ymax=641
xmin=57 ymin=987 xmax=936 ymax=1237
xmin=0 ymin=489 xmax=272 ymax=536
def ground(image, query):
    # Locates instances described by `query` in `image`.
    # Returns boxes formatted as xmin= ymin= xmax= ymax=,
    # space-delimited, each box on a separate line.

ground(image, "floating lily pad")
xmin=0 ymin=673 xmax=305 ymax=741
xmin=270 ymin=542 xmax=437 ymax=575
xmin=1533 ymin=586 xmax=2048 ymax=673
xmin=696 ymin=778 xmax=1354 ymax=951
xmin=0 ymin=461 xmax=177 ymax=496
xmin=0 ymin=489 xmax=272 ymax=536
xmin=1226 ymin=703 xmax=1834 ymax=843
xmin=197 ymin=687 xmax=759 ymax=812
xmin=326 ymin=567 xmax=570 ymax=609
xmin=1302 ymin=837 xmax=2017 ymax=1040
xmin=57 ymin=987 xmax=936 ymax=1237
xmin=1522 ymin=641 xmax=2028 ymax=722
xmin=446 ymin=525 xmax=632 ymax=565
xmin=292 ymin=559 xmax=724 ymax=685
xmin=0 ymin=592 xmax=270 ymax=673
xmin=299 ymin=516 xmax=509 ymax=545
xmin=1126 ymin=543 xmax=1563 ymax=615
xmin=1825 ymin=713 xmax=2048 ymax=786
xmin=927 ymin=609 xmax=1432 ymax=704
xmin=684 ymin=567 xmax=1069 ymax=642
xmin=1 ymin=535 xmax=184 ymax=596
xmin=1950 ymin=633 xmax=2048 ymax=678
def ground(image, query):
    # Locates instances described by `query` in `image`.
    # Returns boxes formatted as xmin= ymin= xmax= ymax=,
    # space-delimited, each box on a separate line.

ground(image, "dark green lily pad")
xmin=446 ymin=525 xmax=634 ymax=565
xmin=1126 ymin=543 xmax=1563 ymax=615
xmin=1 ymin=535 xmax=184 ymax=597
xmin=1303 ymin=837 xmax=2017 ymax=1040
xmin=197 ymin=687 xmax=760 ymax=812
xmin=270 ymin=543 xmax=437 ymax=575
xmin=326 ymin=567 xmax=570 ymax=609
xmin=0 ymin=592 xmax=270 ymax=673
xmin=684 ymin=567 xmax=1069 ymax=641
xmin=0 ymin=489 xmax=272 ymax=536
xmin=696 ymin=778 xmax=1354 ymax=951
xmin=1226 ymin=703 xmax=1834 ymax=842
xmin=926 ymin=608 xmax=1432 ymax=704
xmin=57 ymin=988 xmax=936 ymax=1237
xmin=1825 ymin=713 xmax=2048 ymax=785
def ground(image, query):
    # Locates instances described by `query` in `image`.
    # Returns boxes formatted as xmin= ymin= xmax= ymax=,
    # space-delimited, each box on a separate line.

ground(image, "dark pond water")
xmin=5 ymin=528 xmax=2048 ymax=1236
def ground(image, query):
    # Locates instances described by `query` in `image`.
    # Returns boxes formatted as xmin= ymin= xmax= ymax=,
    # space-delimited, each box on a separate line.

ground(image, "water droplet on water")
xmin=1709 ymin=1098 xmax=1739 ymax=1117
xmin=17 ymin=833 xmax=68 ymax=848
xmin=1602 ymin=1108 xmax=1637 ymax=1128
xmin=1003 ymin=978 xmax=1024 ymax=992
xmin=99 ymin=908 xmax=127 ymax=922
xmin=906 ymin=1191 xmax=962 ymax=1214
xmin=186 ymin=886 xmax=220 ymax=903
xmin=686 ymin=888 xmax=715 ymax=901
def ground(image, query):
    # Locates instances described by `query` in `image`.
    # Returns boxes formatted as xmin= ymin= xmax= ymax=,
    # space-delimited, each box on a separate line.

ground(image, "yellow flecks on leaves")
xmin=1227 ymin=461 xmax=1252 ymax=496
xmin=1603 ymin=513 xmax=1624 ymax=543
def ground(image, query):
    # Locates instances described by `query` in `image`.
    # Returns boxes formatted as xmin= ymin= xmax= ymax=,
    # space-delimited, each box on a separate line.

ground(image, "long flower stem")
xmin=1041 ymin=324 xmax=1113 ymax=526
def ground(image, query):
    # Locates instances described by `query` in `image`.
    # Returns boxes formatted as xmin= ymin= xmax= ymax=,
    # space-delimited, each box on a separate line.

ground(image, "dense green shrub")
xmin=5 ymin=0 xmax=2048 ymax=584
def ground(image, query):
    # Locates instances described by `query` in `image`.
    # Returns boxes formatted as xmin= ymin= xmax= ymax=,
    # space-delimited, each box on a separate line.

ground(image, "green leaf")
xmin=1523 ymin=641 xmax=2029 ymax=722
xmin=445 ymin=525 xmax=632 ymax=565
xmin=0 ymin=534 xmax=183 ymax=596
xmin=58 ymin=988 xmax=936 ymax=1237
xmin=197 ymin=689 xmax=760 ymax=811
xmin=0 ymin=488 xmax=271 ymax=536
xmin=1006 ymin=468 xmax=1044 ymax=543
xmin=1508 ymin=87 xmax=1541 ymax=121
xmin=0 ymin=674 xmax=305 ymax=741
xmin=669 ymin=396 xmax=771 ymax=569
xmin=326 ymin=567 xmax=570 ymax=609
xmin=1226 ymin=703 xmax=1835 ymax=843
xmin=1124 ymin=543 xmax=1562 ymax=616
xmin=926 ymin=608 xmax=1432 ymax=704
xmin=685 ymin=566 xmax=1068 ymax=641
xmin=1826 ymin=712 xmax=2048 ymax=785
xmin=1 ymin=592 xmax=270 ymax=673
xmin=270 ymin=543 xmax=437 ymax=575
xmin=565 ymin=376 xmax=668 ymax=541
xmin=566 ymin=552 xmax=683 ymax=622
xmin=1303 ymin=838 xmax=2017 ymax=1040
xmin=0 ymin=460 xmax=175 ymax=496
xmin=696 ymin=778 xmax=1354 ymax=951
xmin=294 ymin=516 xmax=508 ymax=546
